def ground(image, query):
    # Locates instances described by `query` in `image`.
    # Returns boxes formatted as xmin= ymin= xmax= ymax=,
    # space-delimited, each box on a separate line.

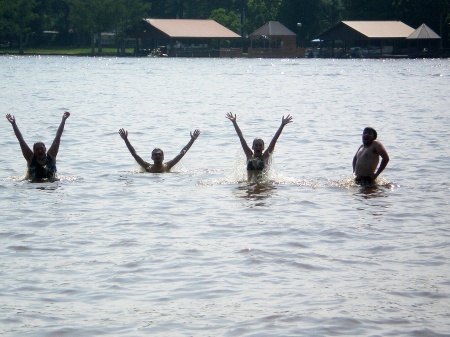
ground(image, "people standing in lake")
xmin=352 ymin=127 xmax=389 ymax=185
xmin=118 ymin=128 xmax=200 ymax=173
xmin=226 ymin=112 xmax=293 ymax=182
xmin=5 ymin=112 xmax=70 ymax=182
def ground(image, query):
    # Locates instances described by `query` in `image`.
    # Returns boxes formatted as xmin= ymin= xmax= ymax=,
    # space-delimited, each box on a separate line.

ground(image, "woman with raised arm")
xmin=6 ymin=112 xmax=70 ymax=182
xmin=226 ymin=112 xmax=293 ymax=182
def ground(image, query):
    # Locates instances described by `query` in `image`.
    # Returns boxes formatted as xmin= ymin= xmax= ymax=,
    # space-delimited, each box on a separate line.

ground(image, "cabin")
xmin=248 ymin=21 xmax=302 ymax=58
xmin=406 ymin=24 xmax=441 ymax=58
xmin=316 ymin=21 xmax=416 ymax=58
xmin=128 ymin=19 xmax=241 ymax=57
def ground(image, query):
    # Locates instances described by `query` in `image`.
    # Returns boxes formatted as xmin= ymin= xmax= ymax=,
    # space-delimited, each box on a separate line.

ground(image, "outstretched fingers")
xmin=225 ymin=112 xmax=236 ymax=122
xmin=191 ymin=129 xmax=201 ymax=139
xmin=6 ymin=114 xmax=15 ymax=124
xmin=282 ymin=114 xmax=293 ymax=125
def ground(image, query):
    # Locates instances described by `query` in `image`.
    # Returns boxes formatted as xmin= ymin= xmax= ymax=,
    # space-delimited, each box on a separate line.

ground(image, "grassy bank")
xmin=0 ymin=46 xmax=136 ymax=56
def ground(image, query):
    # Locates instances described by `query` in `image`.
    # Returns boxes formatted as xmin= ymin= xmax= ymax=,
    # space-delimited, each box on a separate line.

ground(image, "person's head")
xmin=33 ymin=142 xmax=46 ymax=158
xmin=252 ymin=138 xmax=265 ymax=156
xmin=362 ymin=127 xmax=377 ymax=145
xmin=151 ymin=148 xmax=164 ymax=163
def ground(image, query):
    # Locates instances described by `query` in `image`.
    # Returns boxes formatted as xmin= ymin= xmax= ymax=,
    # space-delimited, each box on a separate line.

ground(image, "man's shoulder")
xmin=373 ymin=140 xmax=385 ymax=150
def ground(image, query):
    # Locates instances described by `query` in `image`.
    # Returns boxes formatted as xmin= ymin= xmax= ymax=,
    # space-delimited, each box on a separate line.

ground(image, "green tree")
xmin=68 ymin=0 xmax=119 ymax=55
xmin=242 ymin=0 xmax=282 ymax=34
xmin=342 ymin=0 xmax=400 ymax=21
xmin=209 ymin=8 xmax=240 ymax=32
xmin=184 ymin=0 xmax=231 ymax=19
xmin=110 ymin=0 xmax=150 ymax=55
xmin=148 ymin=0 xmax=181 ymax=18
xmin=277 ymin=0 xmax=336 ymax=47
xmin=393 ymin=0 xmax=450 ymax=34
xmin=0 ymin=0 xmax=39 ymax=54
xmin=34 ymin=0 xmax=71 ymax=45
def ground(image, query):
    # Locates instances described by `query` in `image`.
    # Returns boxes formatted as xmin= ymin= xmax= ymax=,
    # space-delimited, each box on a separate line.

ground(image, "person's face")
xmin=34 ymin=143 xmax=46 ymax=157
xmin=252 ymin=140 xmax=265 ymax=155
xmin=152 ymin=150 xmax=164 ymax=163
xmin=362 ymin=130 xmax=375 ymax=145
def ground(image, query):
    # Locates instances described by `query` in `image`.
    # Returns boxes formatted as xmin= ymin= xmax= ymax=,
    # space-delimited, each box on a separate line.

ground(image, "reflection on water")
xmin=33 ymin=184 xmax=60 ymax=191
xmin=353 ymin=180 xmax=399 ymax=199
xmin=351 ymin=183 xmax=394 ymax=223
xmin=235 ymin=181 xmax=277 ymax=204
xmin=354 ymin=184 xmax=388 ymax=198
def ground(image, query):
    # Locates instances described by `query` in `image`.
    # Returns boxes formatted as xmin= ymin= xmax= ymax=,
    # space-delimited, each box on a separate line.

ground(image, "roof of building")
xmin=250 ymin=21 xmax=296 ymax=37
xmin=142 ymin=19 xmax=241 ymax=39
xmin=407 ymin=23 xmax=441 ymax=39
xmin=318 ymin=21 xmax=415 ymax=40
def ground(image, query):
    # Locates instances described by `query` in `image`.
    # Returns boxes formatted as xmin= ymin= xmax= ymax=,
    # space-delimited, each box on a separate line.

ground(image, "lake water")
xmin=1 ymin=55 xmax=449 ymax=337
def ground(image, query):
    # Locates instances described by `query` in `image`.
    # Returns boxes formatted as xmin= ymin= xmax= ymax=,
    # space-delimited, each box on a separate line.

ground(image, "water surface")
xmin=1 ymin=55 xmax=449 ymax=336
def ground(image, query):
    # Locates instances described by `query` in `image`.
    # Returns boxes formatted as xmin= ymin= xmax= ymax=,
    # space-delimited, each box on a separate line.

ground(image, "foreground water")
xmin=1 ymin=55 xmax=449 ymax=336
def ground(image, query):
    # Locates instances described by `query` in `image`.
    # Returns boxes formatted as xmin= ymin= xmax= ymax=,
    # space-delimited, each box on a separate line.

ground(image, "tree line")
xmin=0 ymin=0 xmax=449 ymax=55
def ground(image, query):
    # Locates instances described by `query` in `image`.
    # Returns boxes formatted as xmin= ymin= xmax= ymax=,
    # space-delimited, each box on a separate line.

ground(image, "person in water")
xmin=6 ymin=112 xmax=70 ymax=182
xmin=118 ymin=128 xmax=200 ymax=173
xmin=226 ymin=112 xmax=293 ymax=181
xmin=352 ymin=127 xmax=389 ymax=185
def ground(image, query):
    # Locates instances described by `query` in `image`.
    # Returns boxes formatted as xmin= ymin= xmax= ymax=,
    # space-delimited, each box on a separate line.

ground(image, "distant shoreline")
xmin=0 ymin=47 xmax=136 ymax=57
xmin=2 ymin=47 xmax=449 ymax=59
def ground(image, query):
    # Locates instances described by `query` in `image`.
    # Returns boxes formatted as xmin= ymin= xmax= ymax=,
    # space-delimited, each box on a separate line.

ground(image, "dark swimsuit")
xmin=28 ymin=154 xmax=57 ymax=181
xmin=247 ymin=158 xmax=265 ymax=171
xmin=355 ymin=175 xmax=373 ymax=186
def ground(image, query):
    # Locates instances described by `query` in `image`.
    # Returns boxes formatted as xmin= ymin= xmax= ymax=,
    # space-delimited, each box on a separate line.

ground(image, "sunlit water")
xmin=1 ymin=55 xmax=449 ymax=336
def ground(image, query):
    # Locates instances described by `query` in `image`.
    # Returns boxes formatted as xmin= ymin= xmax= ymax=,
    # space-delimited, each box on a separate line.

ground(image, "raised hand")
xmin=190 ymin=129 xmax=200 ymax=140
xmin=225 ymin=112 xmax=236 ymax=123
xmin=62 ymin=111 xmax=70 ymax=120
xmin=282 ymin=114 xmax=293 ymax=126
xmin=118 ymin=128 xmax=128 ymax=140
xmin=6 ymin=114 xmax=16 ymax=125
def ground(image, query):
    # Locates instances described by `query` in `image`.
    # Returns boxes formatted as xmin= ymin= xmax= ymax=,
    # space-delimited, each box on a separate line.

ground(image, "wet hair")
xmin=152 ymin=148 xmax=164 ymax=156
xmin=363 ymin=127 xmax=377 ymax=140
xmin=252 ymin=138 xmax=265 ymax=147
xmin=33 ymin=141 xmax=46 ymax=152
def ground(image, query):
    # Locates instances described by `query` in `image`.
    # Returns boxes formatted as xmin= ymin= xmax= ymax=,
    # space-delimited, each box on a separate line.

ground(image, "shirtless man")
xmin=353 ymin=127 xmax=389 ymax=185
xmin=118 ymin=128 xmax=200 ymax=173
xmin=226 ymin=112 xmax=293 ymax=182
xmin=6 ymin=112 xmax=70 ymax=181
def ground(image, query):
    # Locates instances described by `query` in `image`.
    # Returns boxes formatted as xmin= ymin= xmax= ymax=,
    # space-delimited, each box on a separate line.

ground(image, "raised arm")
xmin=6 ymin=114 xmax=33 ymax=162
xmin=166 ymin=129 xmax=200 ymax=170
xmin=226 ymin=112 xmax=252 ymax=159
xmin=118 ymin=128 xmax=150 ymax=169
xmin=264 ymin=114 xmax=293 ymax=158
xmin=48 ymin=111 xmax=70 ymax=159
xmin=371 ymin=141 xmax=389 ymax=180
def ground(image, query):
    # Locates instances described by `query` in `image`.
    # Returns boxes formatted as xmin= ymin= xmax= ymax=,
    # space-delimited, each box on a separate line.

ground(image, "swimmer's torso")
xmin=27 ymin=154 xmax=57 ymax=181
xmin=354 ymin=144 xmax=379 ymax=177
xmin=145 ymin=163 xmax=169 ymax=173
xmin=247 ymin=157 xmax=265 ymax=171
xmin=246 ymin=156 xmax=268 ymax=181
